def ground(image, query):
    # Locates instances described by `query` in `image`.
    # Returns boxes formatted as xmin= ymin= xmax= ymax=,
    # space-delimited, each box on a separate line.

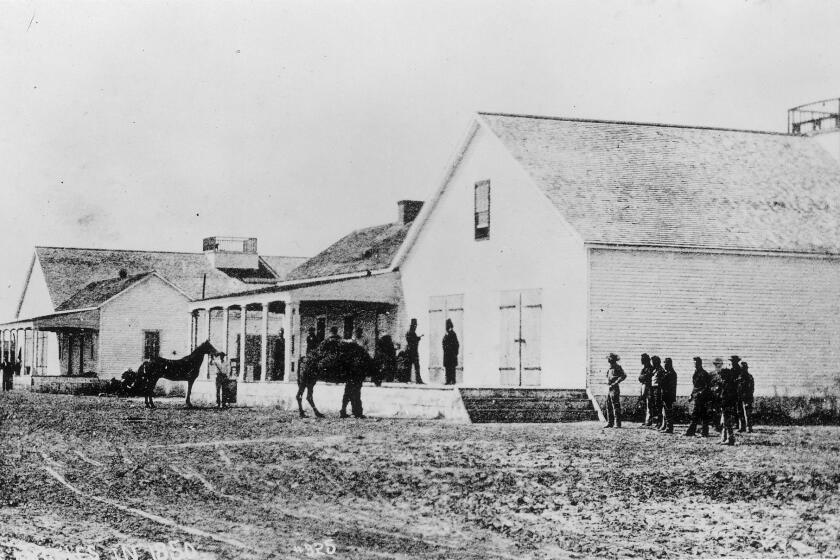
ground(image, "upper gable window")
xmin=474 ymin=180 xmax=490 ymax=240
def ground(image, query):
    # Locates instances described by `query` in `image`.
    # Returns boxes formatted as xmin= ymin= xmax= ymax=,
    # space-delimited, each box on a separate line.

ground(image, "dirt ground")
xmin=0 ymin=391 xmax=838 ymax=560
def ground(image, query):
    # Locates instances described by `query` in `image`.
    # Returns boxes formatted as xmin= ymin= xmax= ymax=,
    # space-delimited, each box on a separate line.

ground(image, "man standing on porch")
xmin=306 ymin=327 xmax=318 ymax=355
xmin=442 ymin=319 xmax=459 ymax=385
xmin=405 ymin=319 xmax=423 ymax=384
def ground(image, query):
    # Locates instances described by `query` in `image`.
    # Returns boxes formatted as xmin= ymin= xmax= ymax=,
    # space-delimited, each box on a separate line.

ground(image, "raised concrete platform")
xmin=459 ymin=388 xmax=599 ymax=423
xmin=186 ymin=380 xmax=471 ymax=421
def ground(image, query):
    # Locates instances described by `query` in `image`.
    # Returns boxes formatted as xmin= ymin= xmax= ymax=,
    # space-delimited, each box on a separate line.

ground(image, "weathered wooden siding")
xmin=98 ymin=276 xmax=190 ymax=378
xmin=588 ymin=248 xmax=840 ymax=397
xmin=400 ymin=123 xmax=588 ymax=388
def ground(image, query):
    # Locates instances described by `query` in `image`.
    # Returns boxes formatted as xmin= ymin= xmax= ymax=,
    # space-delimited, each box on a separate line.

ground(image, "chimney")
xmin=397 ymin=200 xmax=423 ymax=225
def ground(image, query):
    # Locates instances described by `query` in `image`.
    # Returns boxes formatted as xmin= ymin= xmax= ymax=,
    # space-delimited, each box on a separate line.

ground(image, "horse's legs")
xmin=296 ymin=382 xmax=308 ymax=418
xmin=186 ymin=378 xmax=194 ymax=408
xmin=306 ymin=382 xmax=324 ymax=418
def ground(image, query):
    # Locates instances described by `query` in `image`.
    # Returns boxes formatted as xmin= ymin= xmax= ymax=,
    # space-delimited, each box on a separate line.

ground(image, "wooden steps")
xmin=458 ymin=388 xmax=598 ymax=423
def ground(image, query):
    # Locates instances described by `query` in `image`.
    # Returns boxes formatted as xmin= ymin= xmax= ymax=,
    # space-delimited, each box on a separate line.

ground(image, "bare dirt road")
xmin=1 ymin=391 xmax=838 ymax=559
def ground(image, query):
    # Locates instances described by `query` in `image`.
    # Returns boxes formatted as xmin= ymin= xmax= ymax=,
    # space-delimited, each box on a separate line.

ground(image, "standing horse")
xmin=297 ymin=339 xmax=377 ymax=418
xmin=137 ymin=340 xmax=217 ymax=408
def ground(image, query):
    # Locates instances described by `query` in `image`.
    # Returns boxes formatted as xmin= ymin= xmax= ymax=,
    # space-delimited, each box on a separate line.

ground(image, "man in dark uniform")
xmin=637 ymin=353 xmax=654 ymax=427
xmin=340 ymin=378 xmax=365 ymax=419
xmin=708 ymin=357 xmax=725 ymax=432
xmin=327 ymin=326 xmax=342 ymax=342
xmin=604 ymin=353 xmax=626 ymax=428
xmin=405 ymin=318 xmax=424 ymax=384
xmin=660 ymin=358 xmax=678 ymax=433
xmin=737 ymin=361 xmax=755 ymax=433
xmin=305 ymin=327 xmax=318 ymax=355
xmin=649 ymin=355 xmax=665 ymax=429
xmin=684 ymin=357 xmax=711 ymax=437
xmin=719 ymin=356 xmax=741 ymax=446
xmin=442 ymin=319 xmax=459 ymax=385
xmin=1 ymin=359 xmax=11 ymax=391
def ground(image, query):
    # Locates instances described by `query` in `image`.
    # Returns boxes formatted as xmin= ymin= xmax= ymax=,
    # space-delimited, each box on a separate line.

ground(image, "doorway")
xmin=499 ymin=289 xmax=542 ymax=386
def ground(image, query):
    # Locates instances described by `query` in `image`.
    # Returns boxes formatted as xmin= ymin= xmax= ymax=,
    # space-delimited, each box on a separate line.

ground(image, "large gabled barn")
xmin=395 ymin=111 xmax=840 ymax=403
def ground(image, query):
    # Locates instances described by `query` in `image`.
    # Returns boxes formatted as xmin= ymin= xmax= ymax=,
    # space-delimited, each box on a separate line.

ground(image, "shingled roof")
xmin=55 ymin=272 xmax=156 ymax=311
xmin=285 ymin=222 xmax=411 ymax=281
xmin=35 ymin=247 xmax=304 ymax=308
xmin=479 ymin=112 xmax=840 ymax=254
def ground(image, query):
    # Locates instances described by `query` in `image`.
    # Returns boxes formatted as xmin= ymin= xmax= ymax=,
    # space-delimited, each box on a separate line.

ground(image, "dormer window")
xmin=474 ymin=180 xmax=490 ymax=240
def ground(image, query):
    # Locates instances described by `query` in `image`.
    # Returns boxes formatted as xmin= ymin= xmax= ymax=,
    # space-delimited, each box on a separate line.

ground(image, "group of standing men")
xmin=304 ymin=317 xmax=460 ymax=386
xmin=605 ymin=353 xmax=755 ymax=446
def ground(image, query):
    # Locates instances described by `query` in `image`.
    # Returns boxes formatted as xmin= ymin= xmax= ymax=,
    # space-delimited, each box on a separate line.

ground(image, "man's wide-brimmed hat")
xmin=730 ymin=355 xmax=741 ymax=363
xmin=713 ymin=357 xmax=724 ymax=365
xmin=607 ymin=353 xmax=620 ymax=362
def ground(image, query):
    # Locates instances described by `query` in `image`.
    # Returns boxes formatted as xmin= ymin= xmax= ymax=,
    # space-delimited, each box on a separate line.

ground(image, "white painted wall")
xmin=97 ymin=276 xmax=190 ymax=378
xmin=17 ymin=254 xmax=55 ymax=319
xmin=588 ymin=248 xmax=840 ymax=397
xmin=400 ymin=122 xmax=588 ymax=388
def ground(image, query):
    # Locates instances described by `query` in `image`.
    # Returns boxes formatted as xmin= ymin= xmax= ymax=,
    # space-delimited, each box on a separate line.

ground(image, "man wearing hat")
xmin=649 ymin=356 xmax=665 ymax=429
xmin=737 ymin=361 xmax=755 ymax=433
xmin=637 ymin=353 xmax=654 ymax=427
xmin=604 ymin=353 xmax=626 ymax=428
xmin=212 ymin=352 xmax=231 ymax=409
xmin=660 ymin=358 xmax=678 ymax=433
xmin=684 ymin=357 xmax=711 ymax=437
xmin=718 ymin=356 xmax=741 ymax=445
xmin=707 ymin=357 xmax=725 ymax=432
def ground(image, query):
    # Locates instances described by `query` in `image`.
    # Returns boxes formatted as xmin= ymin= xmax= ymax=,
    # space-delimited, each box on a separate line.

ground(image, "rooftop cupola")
xmin=203 ymin=236 xmax=259 ymax=269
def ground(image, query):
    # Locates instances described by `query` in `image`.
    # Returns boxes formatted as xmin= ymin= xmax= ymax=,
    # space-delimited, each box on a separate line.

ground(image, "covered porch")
xmin=188 ymin=272 xmax=403 ymax=384
xmin=0 ymin=308 xmax=99 ymax=379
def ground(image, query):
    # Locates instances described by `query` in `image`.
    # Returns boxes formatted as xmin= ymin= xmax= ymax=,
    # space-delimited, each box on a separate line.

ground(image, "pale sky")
xmin=1 ymin=0 xmax=839 ymax=318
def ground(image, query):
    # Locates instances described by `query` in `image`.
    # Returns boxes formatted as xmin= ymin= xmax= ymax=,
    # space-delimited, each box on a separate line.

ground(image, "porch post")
xmin=186 ymin=311 xmax=193 ymax=355
xmin=239 ymin=304 xmax=247 ymax=380
xmin=32 ymin=330 xmax=37 ymax=375
xmin=260 ymin=303 xmax=268 ymax=382
xmin=284 ymin=301 xmax=299 ymax=383
xmin=204 ymin=308 xmax=211 ymax=379
xmin=221 ymin=307 xmax=229 ymax=356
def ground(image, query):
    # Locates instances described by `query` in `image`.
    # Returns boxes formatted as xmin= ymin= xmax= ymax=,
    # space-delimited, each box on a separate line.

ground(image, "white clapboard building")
xmin=395 ymin=109 xmax=840 ymax=402
xmin=0 ymin=240 xmax=305 ymax=383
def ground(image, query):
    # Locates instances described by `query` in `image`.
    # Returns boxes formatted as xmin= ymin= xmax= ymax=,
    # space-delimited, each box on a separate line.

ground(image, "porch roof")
xmin=190 ymin=272 xmax=402 ymax=309
xmin=0 ymin=308 xmax=100 ymax=331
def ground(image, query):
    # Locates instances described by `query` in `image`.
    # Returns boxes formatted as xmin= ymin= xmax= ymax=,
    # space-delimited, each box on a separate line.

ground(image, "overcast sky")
xmin=1 ymin=0 xmax=839 ymax=318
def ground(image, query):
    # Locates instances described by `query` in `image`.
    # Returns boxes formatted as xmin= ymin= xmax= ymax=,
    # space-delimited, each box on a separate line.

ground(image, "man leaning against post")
xmin=604 ymin=353 xmax=626 ymax=428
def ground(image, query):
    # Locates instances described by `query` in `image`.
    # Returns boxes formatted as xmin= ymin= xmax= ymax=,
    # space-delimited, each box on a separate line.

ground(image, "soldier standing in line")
xmin=637 ymin=353 xmax=654 ymax=427
xmin=737 ymin=361 xmax=755 ymax=433
xmin=660 ymin=358 xmax=678 ymax=433
xmin=718 ymin=356 xmax=741 ymax=446
xmin=708 ymin=357 xmax=725 ymax=432
xmin=604 ymin=353 xmax=626 ymax=428
xmin=684 ymin=357 xmax=711 ymax=437
xmin=649 ymin=355 xmax=665 ymax=429
xmin=405 ymin=319 xmax=424 ymax=384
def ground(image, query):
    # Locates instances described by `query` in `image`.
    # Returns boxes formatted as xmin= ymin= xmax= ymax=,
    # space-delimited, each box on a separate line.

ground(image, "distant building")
xmin=0 ymin=239 xmax=305 ymax=379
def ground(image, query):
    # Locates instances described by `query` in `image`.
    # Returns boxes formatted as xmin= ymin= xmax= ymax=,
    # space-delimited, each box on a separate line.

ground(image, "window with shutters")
xmin=474 ymin=180 xmax=490 ymax=240
xmin=143 ymin=330 xmax=161 ymax=361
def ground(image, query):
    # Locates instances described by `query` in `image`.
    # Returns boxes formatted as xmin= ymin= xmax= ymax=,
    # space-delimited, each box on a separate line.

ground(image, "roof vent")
xmin=118 ymin=269 xmax=128 ymax=279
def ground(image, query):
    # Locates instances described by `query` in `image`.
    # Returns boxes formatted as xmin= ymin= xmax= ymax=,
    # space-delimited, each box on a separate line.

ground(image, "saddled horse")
xmin=137 ymin=340 xmax=217 ymax=408
xmin=297 ymin=339 xmax=377 ymax=418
